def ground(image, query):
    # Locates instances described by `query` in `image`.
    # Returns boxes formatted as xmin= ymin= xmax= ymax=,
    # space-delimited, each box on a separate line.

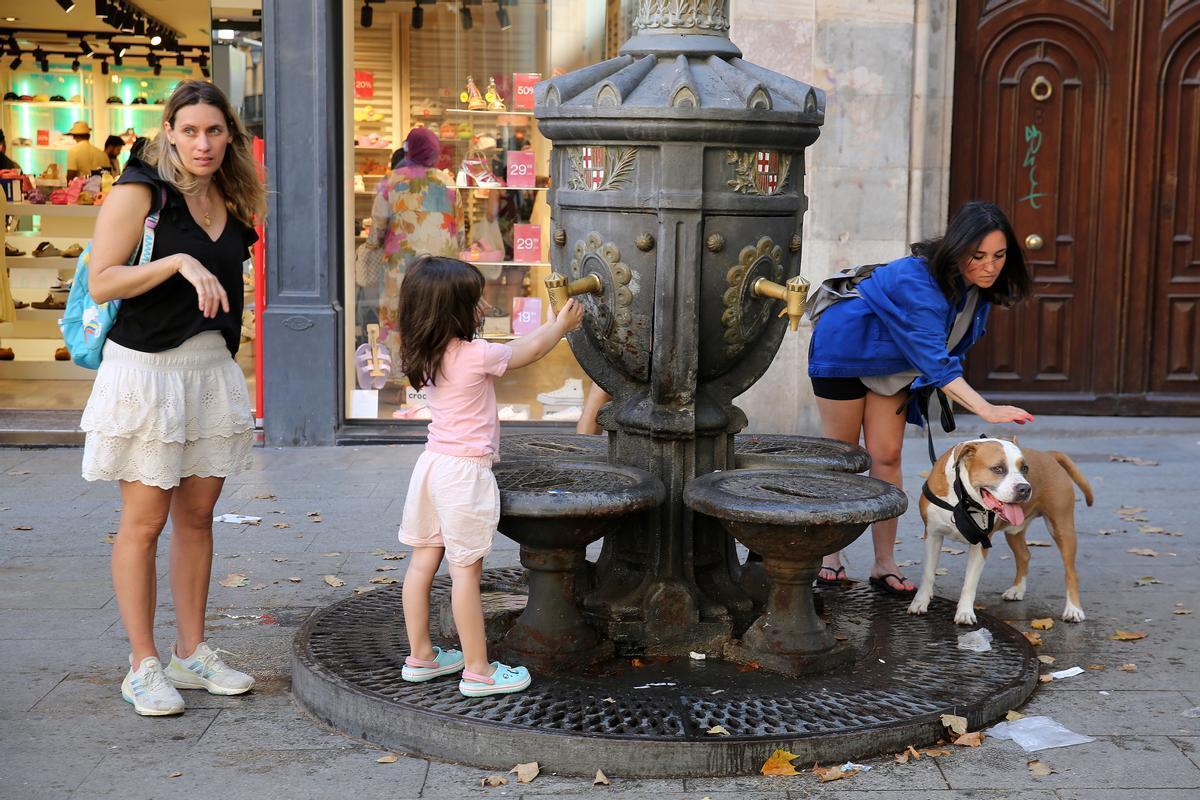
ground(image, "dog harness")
xmin=920 ymin=459 xmax=995 ymax=549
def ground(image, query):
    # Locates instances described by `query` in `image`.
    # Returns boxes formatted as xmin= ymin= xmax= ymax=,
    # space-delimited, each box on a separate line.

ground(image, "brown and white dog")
xmin=907 ymin=436 xmax=1094 ymax=626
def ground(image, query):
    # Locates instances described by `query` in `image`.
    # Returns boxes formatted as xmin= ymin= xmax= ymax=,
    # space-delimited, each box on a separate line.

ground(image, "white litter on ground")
xmin=1048 ymin=666 xmax=1085 ymax=680
xmin=957 ymin=628 xmax=993 ymax=652
xmin=985 ymin=716 xmax=1096 ymax=751
xmin=213 ymin=514 xmax=262 ymax=524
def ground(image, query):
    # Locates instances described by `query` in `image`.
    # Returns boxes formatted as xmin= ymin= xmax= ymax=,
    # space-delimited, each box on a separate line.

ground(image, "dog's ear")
xmin=955 ymin=442 xmax=978 ymax=465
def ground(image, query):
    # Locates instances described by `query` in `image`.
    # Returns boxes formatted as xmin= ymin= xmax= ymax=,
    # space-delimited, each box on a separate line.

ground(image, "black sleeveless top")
xmin=106 ymin=157 xmax=258 ymax=356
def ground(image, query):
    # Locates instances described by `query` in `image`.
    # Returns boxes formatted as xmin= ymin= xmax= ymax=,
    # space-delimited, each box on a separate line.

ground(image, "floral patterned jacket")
xmin=367 ymin=165 xmax=461 ymax=263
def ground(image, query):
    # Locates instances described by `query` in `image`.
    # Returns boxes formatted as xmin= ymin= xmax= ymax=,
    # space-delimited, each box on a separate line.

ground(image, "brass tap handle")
xmin=545 ymin=272 xmax=604 ymax=315
xmin=752 ymin=275 xmax=811 ymax=331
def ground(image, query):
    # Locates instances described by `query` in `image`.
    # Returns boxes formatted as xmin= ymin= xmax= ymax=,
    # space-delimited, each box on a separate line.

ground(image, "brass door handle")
xmin=1024 ymin=233 xmax=1044 ymax=251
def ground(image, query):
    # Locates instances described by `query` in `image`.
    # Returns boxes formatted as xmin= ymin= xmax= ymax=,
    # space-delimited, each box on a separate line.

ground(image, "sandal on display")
xmin=5 ymin=243 xmax=24 ymax=257
xmin=458 ymin=241 xmax=504 ymax=263
xmin=31 ymin=294 xmax=66 ymax=310
xmin=0 ymin=347 xmax=13 ymax=360
xmin=33 ymin=242 xmax=62 ymax=258
xmin=13 ymin=300 xmax=28 ymax=309
xmin=485 ymin=77 xmax=506 ymax=112
xmin=354 ymin=341 xmax=392 ymax=390
xmin=60 ymin=243 xmax=84 ymax=258
xmin=54 ymin=346 xmax=70 ymax=361
xmin=461 ymin=75 xmax=487 ymax=111
xmin=458 ymin=158 xmax=504 ymax=189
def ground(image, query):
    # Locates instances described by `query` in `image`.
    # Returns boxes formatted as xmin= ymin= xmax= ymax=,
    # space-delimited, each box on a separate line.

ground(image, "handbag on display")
xmin=354 ymin=242 xmax=387 ymax=288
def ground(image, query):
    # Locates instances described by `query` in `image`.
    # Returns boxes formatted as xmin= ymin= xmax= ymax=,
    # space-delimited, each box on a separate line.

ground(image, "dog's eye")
xmin=1020 ymin=464 xmax=1029 ymax=474
xmin=990 ymin=465 xmax=1005 ymax=474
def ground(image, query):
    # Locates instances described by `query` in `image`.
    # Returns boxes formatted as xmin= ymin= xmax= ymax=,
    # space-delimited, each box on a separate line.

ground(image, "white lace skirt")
xmin=81 ymin=331 xmax=254 ymax=489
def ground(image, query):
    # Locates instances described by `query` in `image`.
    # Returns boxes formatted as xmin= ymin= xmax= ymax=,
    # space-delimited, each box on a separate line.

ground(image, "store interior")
xmin=0 ymin=1 xmax=262 ymax=418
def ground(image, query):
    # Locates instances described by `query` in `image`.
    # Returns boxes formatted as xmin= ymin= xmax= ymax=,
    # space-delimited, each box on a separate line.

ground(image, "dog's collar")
xmin=921 ymin=460 xmax=995 ymax=549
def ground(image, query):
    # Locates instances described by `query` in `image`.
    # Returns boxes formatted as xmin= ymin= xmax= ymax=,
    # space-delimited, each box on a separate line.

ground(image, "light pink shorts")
xmin=398 ymin=450 xmax=500 ymax=567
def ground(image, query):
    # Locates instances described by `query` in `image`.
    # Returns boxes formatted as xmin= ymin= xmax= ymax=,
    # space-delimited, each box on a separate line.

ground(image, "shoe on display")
xmin=165 ymin=642 xmax=256 ymax=696
xmin=353 ymin=174 xmax=366 ymax=193
xmin=54 ymin=346 xmax=70 ymax=361
xmin=121 ymin=655 xmax=186 ymax=716
xmin=485 ymin=77 xmax=506 ymax=112
xmin=39 ymin=163 xmax=61 ymax=181
xmin=461 ymin=75 xmax=487 ymax=111
xmin=498 ymin=405 xmax=530 ymax=422
xmin=13 ymin=300 xmax=28 ymax=309
xmin=482 ymin=314 xmax=511 ymax=336
xmin=458 ymin=241 xmax=504 ymax=263
xmin=542 ymin=405 xmax=583 ymax=423
xmin=0 ymin=347 xmax=13 ymax=360
xmin=537 ymin=378 xmax=585 ymax=405
xmin=438 ymin=121 xmax=457 ymax=139
xmin=60 ymin=243 xmax=83 ymax=259
xmin=33 ymin=242 xmax=62 ymax=258
xmin=106 ymin=95 xmax=122 ymax=104
xmin=5 ymin=243 xmax=24 ymax=257
xmin=354 ymin=341 xmax=392 ymax=390
xmin=458 ymin=158 xmax=504 ymax=189
xmin=25 ymin=188 xmax=46 ymax=205
xmin=31 ymin=294 xmax=66 ymax=310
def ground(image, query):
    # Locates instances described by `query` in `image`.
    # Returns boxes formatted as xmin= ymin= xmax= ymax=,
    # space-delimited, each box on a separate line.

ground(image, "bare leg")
xmin=815 ymin=395 xmax=866 ymax=577
xmin=112 ymin=481 xmax=174 ymax=665
xmin=576 ymin=384 xmax=611 ymax=435
xmin=402 ymin=545 xmax=445 ymax=662
xmin=168 ymin=475 xmax=224 ymax=658
xmin=862 ymin=389 xmax=913 ymax=592
xmin=448 ymin=559 xmax=490 ymax=675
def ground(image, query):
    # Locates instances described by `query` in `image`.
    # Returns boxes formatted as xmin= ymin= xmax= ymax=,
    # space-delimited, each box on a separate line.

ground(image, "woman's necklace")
xmin=197 ymin=186 xmax=214 ymax=227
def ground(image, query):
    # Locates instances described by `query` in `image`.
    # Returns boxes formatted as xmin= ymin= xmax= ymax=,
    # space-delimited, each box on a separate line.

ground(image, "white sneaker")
xmin=498 ymin=404 xmax=530 ymax=421
xmin=122 ymin=656 xmax=185 ymax=716
xmin=542 ymin=405 xmax=582 ymax=422
xmin=537 ymin=378 xmax=584 ymax=405
xmin=165 ymin=642 xmax=256 ymax=696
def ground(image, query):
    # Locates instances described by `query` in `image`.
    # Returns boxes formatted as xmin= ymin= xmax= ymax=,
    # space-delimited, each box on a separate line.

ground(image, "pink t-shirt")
xmin=424 ymin=338 xmax=513 ymax=458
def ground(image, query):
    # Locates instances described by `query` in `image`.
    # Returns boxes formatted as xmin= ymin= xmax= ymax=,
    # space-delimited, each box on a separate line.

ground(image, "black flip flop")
xmin=869 ymin=573 xmax=917 ymax=597
xmin=815 ymin=565 xmax=846 ymax=589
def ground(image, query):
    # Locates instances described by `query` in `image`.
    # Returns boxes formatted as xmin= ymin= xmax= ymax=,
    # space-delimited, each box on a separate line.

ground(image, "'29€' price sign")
xmin=513 ymin=224 xmax=542 ymax=264
xmin=507 ymin=150 xmax=536 ymax=189
xmin=512 ymin=72 xmax=541 ymax=112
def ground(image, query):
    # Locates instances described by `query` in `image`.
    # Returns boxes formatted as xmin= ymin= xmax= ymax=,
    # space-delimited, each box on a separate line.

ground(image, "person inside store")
xmin=65 ymin=121 xmax=110 ymax=180
xmin=807 ymin=200 xmax=1034 ymax=597
xmin=395 ymin=255 xmax=584 ymax=697
xmin=0 ymin=129 xmax=23 ymax=172
xmin=103 ymin=134 xmax=125 ymax=175
xmin=79 ymin=80 xmax=266 ymax=716
xmin=389 ymin=146 xmax=405 ymax=170
xmin=359 ymin=126 xmax=460 ymax=359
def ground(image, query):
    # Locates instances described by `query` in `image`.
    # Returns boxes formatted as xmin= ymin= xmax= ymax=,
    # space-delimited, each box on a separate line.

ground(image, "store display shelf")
xmin=5 ymin=256 xmax=80 ymax=269
xmin=106 ymin=103 xmax=165 ymax=110
xmin=466 ymin=260 xmax=551 ymax=268
xmin=354 ymin=145 xmax=393 ymax=152
xmin=452 ymin=184 xmax=549 ymax=192
xmin=0 ymin=358 xmax=92 ymax=381
xmin=4 ymin=101 xmax=86 ymax=109
xmin=7 ymin=203 xmax=101 ymax=218
xmin=445 ymin=109 xmax=531 ymax=119
xmin=4 ymin=231 xmax=89 ymax=241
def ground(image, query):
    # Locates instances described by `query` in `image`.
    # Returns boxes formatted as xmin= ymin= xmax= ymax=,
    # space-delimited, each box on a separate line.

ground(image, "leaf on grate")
xmin=593 ymin=769 xmax=611 ymax=786
xmin=1110 ymin=629 xmax=1147 ymax=641
xmin=894 ymin=745 xmax=922 ymax=764
xmin=1024 ymin=631 xmax=1044 ymax=646
xmin=510 ymin=762 xmax=539 ymax=784
xmin=601 ymin=697 xmax=616 ymax=703
xmin=1135 ymin=576 xmax=1162 ymax=587
xmin=953 ymin=731 xmax=984 ymax=747
xmin=1128 ymin=547 xmax=1158 ymax=557
xmin=737 ymin=660 xmax=761 ymax=672
xmin=1038 ymin=655 xmax=1056 ymax=665
xmin=1028 ymin=759 xmax=1053 ymax=777
xmin=376 ymin=753 xmax=397 ymax=764
xmin=353 ymin=585 xmax=375 ymax=595
xmin=760 ymin=749 xmax=801 ymax=776
xmin=1006 ymin=710 xmax=1025 ymax=721
xmin=940 ymin=714 xmax=968 ymax=737
xmin=219 ymin=572 xmax=249 ymax=588
xmin=1087 ymin=664 xmax=1106 ymax=671
xmin=706 ymin=725 xmax=730 ymax=736
xmin=254 ymin=493 xmax=276 ymax=500
xmin=1109 ymin=454 xmax=1159 ymax=466
xmin=376 ymin=566 xmax=399 ymax=572
xmin=323 ymin=575 xmax=345 ymax=588
xmin=288 ymin=576 xmax=301 ymax=583
xmin=1031 ymin=618 xmax=1054 ymax=630
xmin=1120 ymin=663 xmax=1138 ymax=672
xmin=812 ymin=763 xmax=859 ymax=783
xmin=480 ymin=775 xmax=507 ymax=787
xmin=1039 ymin=675 xmax=1054 ymax=683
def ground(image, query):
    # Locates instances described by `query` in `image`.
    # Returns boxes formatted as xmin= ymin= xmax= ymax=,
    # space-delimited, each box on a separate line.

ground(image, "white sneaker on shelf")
xmin=542 ymin=405 xmax=582 ymax=422
xmin=537 ymin=378 xmax=584 ymax=405
xmin=498 ymin=404 xmax=530 ymax=421
xmin=122 ymin=656 xmax=185 ymax=716
xmin=165 ymin=642 xmax=256 ymax=696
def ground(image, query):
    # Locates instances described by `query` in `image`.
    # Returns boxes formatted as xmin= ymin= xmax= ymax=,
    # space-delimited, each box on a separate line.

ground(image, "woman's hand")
xmin=175 ymin=254 xmax=230 ymax=318
xmin=553 ymin=298 xmax=584 ymax=335
xmin=979 ymin=403 xmax=1035 ymax=425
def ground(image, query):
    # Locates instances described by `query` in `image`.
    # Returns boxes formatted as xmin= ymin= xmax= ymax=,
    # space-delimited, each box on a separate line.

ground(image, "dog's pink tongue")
xmin=982 ymin=491 xmax=1025 ymax=526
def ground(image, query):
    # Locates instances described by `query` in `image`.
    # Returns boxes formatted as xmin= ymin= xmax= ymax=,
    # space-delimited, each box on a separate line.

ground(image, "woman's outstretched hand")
xmin=980 ymin=403 xmax=1035 ymax=425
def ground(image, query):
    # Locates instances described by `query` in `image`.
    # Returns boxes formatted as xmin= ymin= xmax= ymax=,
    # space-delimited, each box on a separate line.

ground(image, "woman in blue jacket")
xmin=808 ymin=201 xmax=1034 ymax=596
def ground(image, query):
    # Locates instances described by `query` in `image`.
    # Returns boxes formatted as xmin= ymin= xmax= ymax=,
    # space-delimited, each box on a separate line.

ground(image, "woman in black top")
xmin=80 ymin=81 xmax=265 ymax=716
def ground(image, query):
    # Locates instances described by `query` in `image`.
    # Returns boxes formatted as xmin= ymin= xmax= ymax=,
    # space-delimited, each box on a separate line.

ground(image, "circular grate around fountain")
xmin=495 ymin=461 xmax=640 ymax=494
xmin=292 ymin=568 xmax=1038 ymax=777
xmin=499 ymin=432 xmax=610 ymax=463
xmin=734 ymin=433 xmax=870 ymax=472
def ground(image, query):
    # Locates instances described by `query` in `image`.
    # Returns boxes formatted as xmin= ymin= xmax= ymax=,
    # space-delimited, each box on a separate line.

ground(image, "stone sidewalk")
xmin=1 ymin=418 xmax=1199 ymax=798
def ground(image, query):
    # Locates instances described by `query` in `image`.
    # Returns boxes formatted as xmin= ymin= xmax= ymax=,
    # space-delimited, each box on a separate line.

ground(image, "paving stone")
xmin=0 ymin=607 xmax=119 ymax=640
xmin=422 ymin=759 xmax=683 ymax=795
xmin=193 ymin=706 xmax=366 ymax=753
xmin=685 ymin=749 xmax=950 ymax=793
xmin=0 ymin=556 xmax=117 ymax=609
xmin=1056 ymin=792 xmax=1200 ymax=800
xmin=1012 ymin=689 xmax=1200 ymax=737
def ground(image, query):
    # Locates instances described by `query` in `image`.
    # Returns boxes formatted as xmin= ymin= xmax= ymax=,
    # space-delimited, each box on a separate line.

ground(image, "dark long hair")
xmin=910 ymin=201 xmax=1031 ymax=307
xmin=398 ymin=256 xmax=485 ymax=389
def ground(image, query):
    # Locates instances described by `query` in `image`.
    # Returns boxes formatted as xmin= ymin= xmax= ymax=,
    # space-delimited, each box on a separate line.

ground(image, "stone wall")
xmin=730 ymin=0 xmax=956 ymax=434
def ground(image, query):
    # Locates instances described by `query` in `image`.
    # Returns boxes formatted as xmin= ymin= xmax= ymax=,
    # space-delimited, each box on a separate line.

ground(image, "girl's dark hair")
xmin=398 ymin=256 xmax=485 ymax=389
xmin=910 ymin=201 xmax=1031 ymax=307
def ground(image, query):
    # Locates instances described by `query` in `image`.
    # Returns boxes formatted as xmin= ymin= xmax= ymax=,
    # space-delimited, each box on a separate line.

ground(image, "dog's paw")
xmin=1062 ymin=603 xmax=1086 ymax=623
xmin=908 ymin=596 xmax=930 ymax=616
xmin=1001 ymin=583 xmax=1026 ymax=601
xmin=954 ymin=607 xmax=978 ymax=626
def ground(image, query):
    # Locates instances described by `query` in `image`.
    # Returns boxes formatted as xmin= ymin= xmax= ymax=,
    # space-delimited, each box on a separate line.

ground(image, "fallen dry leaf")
xmin=102 ymin=533 xmax=117 ymax=544
xmin=376 ymin=753 xmax=397 ymax=764
xmin=942 ymin=547 xmax=965 ymax=555
xmin=1038 ymin=655 xmax=1057 ymax=665
xmin=1136 ymin=576 xmax=1162 ymax=587
xmin=219 ymin=572 xmax=249 ymax=588
xmin=593 ymin=769 xmax=611 ymax=786
xmin=308 ymin=514 xmax=323 ymax=523
xmin=1175 ymin=607 xmax=1193 ymax=615
xmin=1031 ymin=618 xmax=1054 ymax=630
xmin=11 ymin=525 xmax=32 ymax=531
xmin=812 ymin=763 xmax=860 ymax=783
xmin=760 ymin=749 xmax=801 ymax=776
xmin=1097 ymin=529 xmax=1117 ymax=535
xmin=168 ymin=771 xmax=183 ymax=778
xmin=288 ymin=576 xmax=301 ymax=583
xmin=353 ymin=585 xmax=375 ymax=595
xmin=1110 ymin=630 xmax=1147 ymax=641
xmin=323 ymin=575 xmax=345 ymax=588
xmin=738 ymin=661 xmax=761 ymax=672
xmin=510 ymin=762 xmax=539 ymax=784
xmin=707 ymin=725 xmax=730 ymax=736
xmin=1128 ymin=547 xmax=1159 ymax=557
xmin=382 ymin=552 xmax=407 ymax=560
xmin=375 ymin=566 xmax=399 ymax=572
xmin=894 ymin=745 xmax=922 ymax=764
xmin=1120 ymin=663 xmax=1138 ymax=672
xmin=480 ymin=775 xmax=507 ymax=787
xmin=1117 ymin=505 xmax=1146 ymax=514
xmin=1087 ymin=664 xmax=1106 ymax=671
xmin=369 ymin=576 xmax=399 ymax=585
xmin=953 ymin=731 xmax=985 ymax=747
xmin=322 ymin=552 xmax=341 ymax=557
xmin=940 ymin=714 xmax=968 ymax=737
xmin=1028 ymin=759 xmax=1053 ymax=777
xmin=935 ymin=567 xmax=949 ymax=576
xmin=1024 ymin=631 xmax=1044 ymax=646
xmin=1006 ymin=710 xmax=1025 ymax=721
xmin=254 ymin=493 xmax=276 ymax=500
xmin=1027 ymin=540 xmax=1053 ymax=547
xmin=272 ymin=522 xmax=290 ymax=529
xmin=1139 ymin=525 xmax=1166 ymax=534
xmin=921 ymin=748 xmax=953 ymax=757
xmin=1109 ymin=455 xmax=1159 ymax=466
xmin=273 ymin=557 xmax=288 ymax=562
xmin=1039 ymin=675 xmax=1054 ymax=683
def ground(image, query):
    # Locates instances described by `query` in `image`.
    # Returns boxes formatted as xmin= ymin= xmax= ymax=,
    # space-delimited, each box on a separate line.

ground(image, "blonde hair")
xmin=141 ymin=80 xmax=267 ymax=226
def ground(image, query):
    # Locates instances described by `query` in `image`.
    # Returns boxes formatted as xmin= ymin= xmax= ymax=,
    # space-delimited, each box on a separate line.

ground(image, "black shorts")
xmin=811 ymin=376 xmax=868 ymax=401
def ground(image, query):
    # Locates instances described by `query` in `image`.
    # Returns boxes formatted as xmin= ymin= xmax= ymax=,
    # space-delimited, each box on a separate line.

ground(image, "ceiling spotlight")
xmin=176 ymin=52 xmax=184 ymax=66
xmin=95 ymin=0 xmax=108 ymax=19
xmin=460 ymin=6 xmax=473 ymax=29
xmin=360 ymin=1 xmax=373 ymax=28
xmin=411 ymin=1 xmax=424 ymax=30
xmin=79 ymin=38 xmax=92 ymax=56
xmin=6 ymin=34 xmax=18 ymax=55
xmin=199 ymin=55 xmax=209 ymax=78
xmin=100 ymin=59 xmax=109 ymax=75
xmin=150 ymin=34 xmax=162 ymax=46
xmin=39 ymin=59 xmax=48 ymax=72
xmin=56 ymin=0 xmax=76 ymax=12
xmin=113 ymin=50 xmax=123 ymax=66
xmin=9 ymin=56 xmax=20 ymax=71
xmin=71 ymin=57 xmax=80 ymax=71
xmin=153 ymin=62 xmax=161 ymax=76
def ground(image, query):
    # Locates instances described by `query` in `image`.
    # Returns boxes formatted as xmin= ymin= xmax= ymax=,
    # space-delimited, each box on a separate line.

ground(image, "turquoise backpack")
xmin=59 ymin=188 xmax=165 ymax=369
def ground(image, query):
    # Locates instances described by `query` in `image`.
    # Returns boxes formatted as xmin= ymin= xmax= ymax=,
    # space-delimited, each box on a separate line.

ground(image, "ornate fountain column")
xmin=536 ymin=0 xmax=825 ymax=654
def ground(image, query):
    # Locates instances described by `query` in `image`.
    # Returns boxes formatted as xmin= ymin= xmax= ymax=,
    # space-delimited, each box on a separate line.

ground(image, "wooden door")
xmin=1123 ymin=0 xmax=1200 ymax=413
xmin=951 ymin=1 xmax=1137 ymax=413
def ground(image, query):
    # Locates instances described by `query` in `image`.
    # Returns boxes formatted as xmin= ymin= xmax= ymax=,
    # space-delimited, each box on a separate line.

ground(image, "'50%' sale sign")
xmin=512 ymin=72 xmax=541 ymax=111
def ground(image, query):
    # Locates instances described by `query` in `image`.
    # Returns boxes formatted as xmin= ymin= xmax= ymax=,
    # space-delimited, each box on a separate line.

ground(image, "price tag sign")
xmin=36 ymin=129 xmax=49 ymax=146
xmin=512 ymin=297 xmax=543 ymax=335
xmin=512 ymin=72 xmax=541 ymax=111
xmin=354 ymin=70 xmax=375 ymax=99
xmin=507 ymin=150 xmax=535 ymax=189
xmin=513 ymin=224 xmax=541 ymax=264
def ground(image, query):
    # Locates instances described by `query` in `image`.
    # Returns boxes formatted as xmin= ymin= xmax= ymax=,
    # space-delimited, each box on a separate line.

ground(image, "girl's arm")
xmin=941 ymin=376 xmax=1034 ymax=425
xmin=507 ymin=298 xmax=583 ymax=370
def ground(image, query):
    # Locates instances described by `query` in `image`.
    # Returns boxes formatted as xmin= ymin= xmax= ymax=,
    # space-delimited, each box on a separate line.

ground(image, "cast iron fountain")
xmin=292 ymin=0 xmax=1038 ymax=776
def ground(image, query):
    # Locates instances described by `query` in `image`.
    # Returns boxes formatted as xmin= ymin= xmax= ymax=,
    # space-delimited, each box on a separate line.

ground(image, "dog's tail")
xmin=1050 ymin=452 xmax=1094 ymax=506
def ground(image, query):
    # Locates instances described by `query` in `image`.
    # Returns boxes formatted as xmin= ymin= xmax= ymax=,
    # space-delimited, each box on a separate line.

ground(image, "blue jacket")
xmin=808 ymin=256 xmax=990 ymax=423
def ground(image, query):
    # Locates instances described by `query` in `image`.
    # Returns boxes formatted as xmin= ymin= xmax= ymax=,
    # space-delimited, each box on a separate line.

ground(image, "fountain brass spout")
xmin=545 ymin=272 xmax=604 ymax=315
xmin=752 ymin=275 xmax=811 ymax=331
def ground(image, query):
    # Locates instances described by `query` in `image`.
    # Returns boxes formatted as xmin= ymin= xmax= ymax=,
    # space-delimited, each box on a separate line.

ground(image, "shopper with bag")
xmin=807 ymin=201 xmax=1034 ymax=596
xmin=79 ymin=80 xmax=265 ymax=716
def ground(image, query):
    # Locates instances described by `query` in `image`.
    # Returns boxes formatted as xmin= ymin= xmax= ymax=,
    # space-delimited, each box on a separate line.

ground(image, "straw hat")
xmin=66 ymin=121 xmax=92 ymax=136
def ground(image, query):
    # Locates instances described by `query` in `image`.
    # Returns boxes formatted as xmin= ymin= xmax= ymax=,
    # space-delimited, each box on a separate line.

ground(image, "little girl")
xmin=396 ymin=255 xmax=583 ymax=697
